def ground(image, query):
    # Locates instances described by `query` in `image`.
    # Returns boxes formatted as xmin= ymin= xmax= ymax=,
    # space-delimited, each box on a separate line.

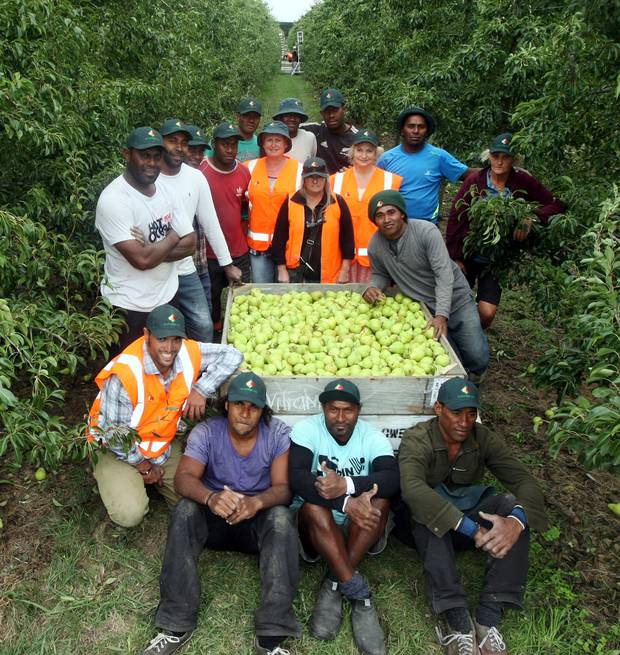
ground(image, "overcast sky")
xmin=265 ymin=0 xmax=316 ymax=22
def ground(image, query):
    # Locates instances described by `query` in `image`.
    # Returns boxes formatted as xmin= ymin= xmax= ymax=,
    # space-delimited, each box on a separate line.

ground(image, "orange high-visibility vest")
xmin=88 ymin=337 xmax=202 ymax=459
xmin=330 ymin=167 xmax=402 ymax=267
xmin=245 ymin=157 xmax=303 ymax=251
xmin=285 ymin=196 xmax=342 ymax=283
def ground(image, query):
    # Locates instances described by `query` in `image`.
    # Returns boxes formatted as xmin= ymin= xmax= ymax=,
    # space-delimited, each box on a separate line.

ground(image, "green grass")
xmin=259 ymin=72 xmax=321 ymax=124
xmin=2 ymin=464 xmax=617 ymax=655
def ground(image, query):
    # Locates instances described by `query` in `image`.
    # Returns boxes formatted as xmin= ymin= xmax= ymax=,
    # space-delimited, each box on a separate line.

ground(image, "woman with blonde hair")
xmin=271 ymin=157 xmax=354 ymax=284
xmin=245 ymin=121 xmax=303 ymax=282
xmin=330 ymin=130 xmax=402 ymax=282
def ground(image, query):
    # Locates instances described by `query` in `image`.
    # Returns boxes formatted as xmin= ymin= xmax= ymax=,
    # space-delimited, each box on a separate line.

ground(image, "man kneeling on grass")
xmin=143 ymin=372 xmax=300 ymax=655
xmin=289 ymin=379 xmax=399 ymax=655
xmin=398 ymin=378 xmax=548 ymax=655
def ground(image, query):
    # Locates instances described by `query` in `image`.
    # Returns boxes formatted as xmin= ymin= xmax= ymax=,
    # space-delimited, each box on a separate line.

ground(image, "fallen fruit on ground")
xmin=34 ymin=468 xmax=47 ymax=482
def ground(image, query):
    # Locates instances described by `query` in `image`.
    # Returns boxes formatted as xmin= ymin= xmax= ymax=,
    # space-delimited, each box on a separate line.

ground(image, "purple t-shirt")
xmin=184 ymin=415 xmax=291 ymax=495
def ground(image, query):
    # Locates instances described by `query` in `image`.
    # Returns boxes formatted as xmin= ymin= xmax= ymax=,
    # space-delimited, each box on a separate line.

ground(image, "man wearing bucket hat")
xmin=303 ymin=88 xmax=359 ymax=174
xmin=289 ymin=379 xmax=399 ymax=655
xmin=150 ymin=118 xmax=240 ymax=343
xmin=271 ymin=156 xmax=354 ymax=284
xmin=378 ymin=107 xmax=476 ymax=223
xmin=273 ymin=97 xmax=317 ymax=163
xmin=446 ymin=132 xmax=565 ymax=329
xmin=198 ymin=122 xmax=252 ymax=331
xmin=397 ymin=378 xmax=547 ymax=655
xmin=87 ymin=304 xmax=243 ymax=529
xmin=245 ymin=121 xmax=303 ymax=282
xmin=95 ymin=127 xmax=196 ymax=353
xmin=363 ymin=189 xmax=490 ymax=379
xmin=143 ymin=372 xmax=300 ymax=655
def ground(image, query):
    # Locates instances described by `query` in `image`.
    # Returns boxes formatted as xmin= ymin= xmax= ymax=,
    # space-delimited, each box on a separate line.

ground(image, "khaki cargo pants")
xmin=93 ymin=440 xmax=183 ymax=528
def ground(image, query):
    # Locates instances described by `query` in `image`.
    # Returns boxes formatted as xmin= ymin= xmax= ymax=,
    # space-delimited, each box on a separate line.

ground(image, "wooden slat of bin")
xmin=221 ymin=283 xmax=466 ymax=415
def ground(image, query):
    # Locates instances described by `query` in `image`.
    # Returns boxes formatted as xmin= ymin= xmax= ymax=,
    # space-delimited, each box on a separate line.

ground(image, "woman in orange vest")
xmin=271 ymin=157 xmax=354 ymax=284
xmin=330 ymin=130 xmax=402 ymax=282
xmin=245 ymin=121 xmax=303 ymax=283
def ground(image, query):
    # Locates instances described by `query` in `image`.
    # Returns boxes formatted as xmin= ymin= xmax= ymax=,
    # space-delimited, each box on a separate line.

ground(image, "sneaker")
xmin=253 ymin=638 xmax=290 ymax=655
xmin=143 ymin=630 xmax=192 ymax=654
xmin=435 ymin=622 xmax=477 ymax=655
xmin=309 ymin=577 xmax=343 ymax=640
xmin=474 ymin=621 xmax=508 ymax=655
xmin=350 ymin=597 xmax=386 ymax=655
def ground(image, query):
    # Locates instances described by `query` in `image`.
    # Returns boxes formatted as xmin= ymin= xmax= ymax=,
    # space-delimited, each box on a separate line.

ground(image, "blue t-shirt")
xmin=290 ymin=414 xmax=394 ymax=524
xmin=184 ymin=415 xmax=291 ymax=495
xmin=378 ymin=143 xmax=468 ymax=222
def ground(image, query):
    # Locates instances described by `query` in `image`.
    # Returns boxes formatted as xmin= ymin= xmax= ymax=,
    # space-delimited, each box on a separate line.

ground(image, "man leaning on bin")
xmin=87 ymin=304 xmax=242 ymax=527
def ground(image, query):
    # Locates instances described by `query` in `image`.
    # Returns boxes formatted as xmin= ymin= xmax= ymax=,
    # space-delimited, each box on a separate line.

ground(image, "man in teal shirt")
xmin=205 ymin=97 xmax=262 ymax=162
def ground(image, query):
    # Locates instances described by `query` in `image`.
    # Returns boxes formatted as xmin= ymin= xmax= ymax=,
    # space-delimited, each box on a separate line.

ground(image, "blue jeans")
xmin=250 ymin=252 xmax=275 ymax=283
xmin=177 ymin=272 xmax=213 ymax=342
xmin=447 ymin=295 xmax=489 ymax=375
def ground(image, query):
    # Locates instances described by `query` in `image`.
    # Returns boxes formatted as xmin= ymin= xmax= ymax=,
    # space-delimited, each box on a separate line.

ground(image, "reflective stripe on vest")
xmin=330 ymin=167 xmax=402 ymax=268
xmin=87 ymin=338 xmax=202 ymax=458
xmin=246 ymin=158 xmax=302 ymax=251
xmin=284 ymin=198 xmax=342 ymax=283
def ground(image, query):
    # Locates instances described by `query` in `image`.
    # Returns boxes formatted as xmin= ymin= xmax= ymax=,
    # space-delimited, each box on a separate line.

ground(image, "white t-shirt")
xmin=157 ymin=164 xmax=232 ymax=275
xmin=95 ymin=175 xmax=193 ymax=312
xmin=288 ymin=128 xmax=317 ymax=164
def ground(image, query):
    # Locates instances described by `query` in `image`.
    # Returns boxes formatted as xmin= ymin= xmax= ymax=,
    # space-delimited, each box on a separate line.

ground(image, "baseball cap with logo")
xmin=146 ymin=304 xmax=187 ymax=339
xmin=213 ymin=121 xmax=242 ymax=140
xmin=227 ymin=372 xmax=267 ymax=408
xmin=302 ymin=156 xmax=329 ymax=179
xmin=238 ymin=97 xmax=263 ymax=115
xmin=126 ymin=127 xmax=164 ymax=150
xmin=352 ymin=129 xmax=379 ymax=147
xmin=185 ymin=124 xmax=209 ymax=147
xmin=160 ymin=118 xmax=192 ymax=138
xmin=319 ymin=379 xmax=361 ymax=406
xmin=437 ymin=378 xmax=481 ymax=410
xmin=368 ymin=189 xmax=408 ymax=221
xmin=320 ymin=88 xmax=345 ymax=111
xmin=489 ymin=132 xmax=514 ymax=156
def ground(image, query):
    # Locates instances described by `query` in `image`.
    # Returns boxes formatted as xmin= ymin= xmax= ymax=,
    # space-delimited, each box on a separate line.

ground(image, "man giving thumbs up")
xmin=289 ymin=379 xmax=399 ymax=655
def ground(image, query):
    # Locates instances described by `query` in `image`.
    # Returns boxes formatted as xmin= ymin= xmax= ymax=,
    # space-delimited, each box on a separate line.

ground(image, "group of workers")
xmin=89 ymin=87 xmax=563 ymax=655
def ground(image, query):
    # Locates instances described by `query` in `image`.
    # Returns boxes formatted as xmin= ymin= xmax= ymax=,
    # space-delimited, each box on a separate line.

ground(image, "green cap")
xmin=146 ymin=304 xmax=187 ymax=338
xmin=185 ymin=125 xmax=208 ymax=146
xmin=227 ymin=372 xmax=267 ymax=408
xmin=160 ymin=118 xmax=192 ymax=138
xmin=489 ymin=132 xmax=514 ymax=156
xmin=213 ymin=121 xmax=242 ymax=140
xmin=273 ymin=97 xmax=309 ymax=122
xmin=238 ymin=97 xmax=262 ymax=115
xmin=319 ymin=379 xmax=361 ymax=406
xmin=320 ymin=88 xmax=345 ymax=111
xmin=302 ymin=156 xmax=329 ymax=179
xmin=126 ymin=126 xmax=164 ymax=150
xmin=437 ymin=378 xmax=480 ymax=410
xmin=352 ymin=129 xmax=379 ymax=147
xmin=368 ymin=190 xmax=408 ymax=221
xmin=258 ymin=121 xmax=292 ymax=152
xmin=396 ymin=106 xmax=436 ymax=136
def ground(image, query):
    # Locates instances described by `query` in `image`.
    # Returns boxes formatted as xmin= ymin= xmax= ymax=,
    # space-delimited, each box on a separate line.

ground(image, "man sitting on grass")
xmin=142 ymin=372 xmax=300 ymax=655
xmin=397 ymin=378 xmax=548 ymax=655
xmin=289 ymin=379 xmax=399 ymax=655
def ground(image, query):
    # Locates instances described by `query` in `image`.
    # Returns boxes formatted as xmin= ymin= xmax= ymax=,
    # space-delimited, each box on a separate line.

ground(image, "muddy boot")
xmin=350 ymin=597 xmax=386 ymax=655
xmin=309 ymin=577 xmax=343 ymax=640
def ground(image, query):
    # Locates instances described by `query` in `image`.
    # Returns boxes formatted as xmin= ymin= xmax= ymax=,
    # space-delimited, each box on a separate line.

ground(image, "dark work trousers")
xmin=155 ymin=498 xmax=301 ymax=638
xmin=114 ymin=293 xmax=180 ymax=356
xmin=206 ymin=252 xmax=251 ymax=325
xmin=407 ymin=493 xmax=530 ymax=615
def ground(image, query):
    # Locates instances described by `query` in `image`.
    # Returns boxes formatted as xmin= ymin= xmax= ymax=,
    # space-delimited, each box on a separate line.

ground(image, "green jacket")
xmin=399 ymin=417 xmax=548 ymax=537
